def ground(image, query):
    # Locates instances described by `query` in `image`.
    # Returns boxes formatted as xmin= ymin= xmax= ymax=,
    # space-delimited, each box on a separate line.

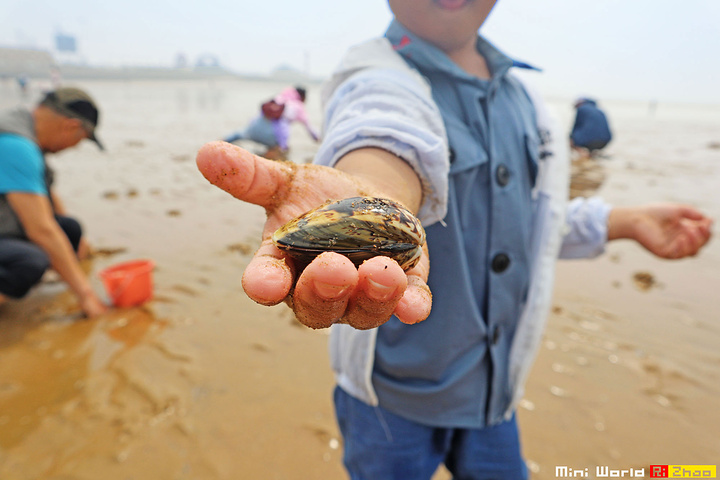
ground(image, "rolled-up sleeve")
xmin=559 ymin=196 xmax=613 ymax=259
xmin=315 ymin=68 xmax=449 ymax=226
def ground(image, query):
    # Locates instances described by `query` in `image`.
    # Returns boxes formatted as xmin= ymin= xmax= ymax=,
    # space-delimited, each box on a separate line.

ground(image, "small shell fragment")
xmin=272 ymin=197 xmax=425 ymax=271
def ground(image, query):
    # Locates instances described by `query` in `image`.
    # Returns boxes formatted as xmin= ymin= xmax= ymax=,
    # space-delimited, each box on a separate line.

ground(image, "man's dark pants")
xmin=0 ymin=216 xmax=81 ymax=298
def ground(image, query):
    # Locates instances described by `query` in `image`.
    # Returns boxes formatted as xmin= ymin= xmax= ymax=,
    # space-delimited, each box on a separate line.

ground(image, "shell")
xmin=272 ymin=197 xmax=425 ymax=271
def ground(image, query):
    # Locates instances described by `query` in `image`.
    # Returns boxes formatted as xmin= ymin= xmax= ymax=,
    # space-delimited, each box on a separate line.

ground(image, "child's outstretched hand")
xmin=609 ymin=203 xmax=713 ymax=259
xmin=196 ymin=141 xmax=431 ymax=330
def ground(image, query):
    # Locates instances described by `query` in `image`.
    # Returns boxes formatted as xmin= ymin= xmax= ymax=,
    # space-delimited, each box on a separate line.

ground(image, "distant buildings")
xmin=0 ymin=47 xmax=56 ymax=79
xmin=55 ymin=33 xmax=77 ymax=53
xmin=270 ymin=64 xmax=312 ymax=83
xmin=0 ymin=45 xmax=316 ymax=84
xmin=195 ymin=54 xmax=220 ymax=69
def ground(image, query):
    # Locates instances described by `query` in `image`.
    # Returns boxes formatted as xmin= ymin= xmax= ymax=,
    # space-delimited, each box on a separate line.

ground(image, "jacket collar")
xmin=385 ymin=19 xmax=518 ymax=85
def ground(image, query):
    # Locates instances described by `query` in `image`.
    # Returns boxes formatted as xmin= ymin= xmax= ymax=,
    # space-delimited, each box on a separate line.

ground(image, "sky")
xmin=2 ymin=0 xmax=719 ymax=104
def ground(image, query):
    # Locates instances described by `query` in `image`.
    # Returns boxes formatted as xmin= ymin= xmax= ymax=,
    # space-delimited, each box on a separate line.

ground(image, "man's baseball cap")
xmin=40 ymin=87 xmax=104 ymax=150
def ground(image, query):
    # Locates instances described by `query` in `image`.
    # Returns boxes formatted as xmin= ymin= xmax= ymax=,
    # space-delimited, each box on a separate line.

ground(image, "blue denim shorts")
xmin=334 ymin=386 xmax=528 ymax=480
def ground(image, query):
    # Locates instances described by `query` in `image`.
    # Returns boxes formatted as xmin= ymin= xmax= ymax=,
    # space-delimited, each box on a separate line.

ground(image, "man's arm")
xmin=49 ymin=187 xmax=91 ymax=260
xmin=6 ymin=192 xmax=106 ymax=317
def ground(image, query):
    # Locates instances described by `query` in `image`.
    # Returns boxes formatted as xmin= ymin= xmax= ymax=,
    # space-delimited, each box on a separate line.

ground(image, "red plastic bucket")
xmin=98 ymin=259 xmax=155 ymax=307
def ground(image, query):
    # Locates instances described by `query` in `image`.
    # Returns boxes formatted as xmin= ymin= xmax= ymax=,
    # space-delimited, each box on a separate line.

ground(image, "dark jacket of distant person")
xmin=570 ymin=98 xmax=612 ymax=151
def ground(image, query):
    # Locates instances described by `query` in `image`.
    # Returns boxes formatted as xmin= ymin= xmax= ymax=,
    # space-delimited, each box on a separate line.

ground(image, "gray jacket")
xmin=0 ymin=108 xmax=52 ymax=238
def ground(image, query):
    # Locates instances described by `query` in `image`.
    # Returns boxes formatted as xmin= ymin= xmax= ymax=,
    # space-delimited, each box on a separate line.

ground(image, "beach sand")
xmin=0 ymin=78 xmax=718 ymax=479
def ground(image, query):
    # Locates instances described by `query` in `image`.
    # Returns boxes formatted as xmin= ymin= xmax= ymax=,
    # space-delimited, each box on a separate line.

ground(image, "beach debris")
xmin=579 ymin=320 xmax=601 ymax=332
xmin=632 ymin=271 xmax=656 ymax=291
xmin=166 ymin=209 xmax=182 ymax=217
xmin=227 ymin=242 xmax=253 ymax=255
xmin=171 ymin=284 xmax=198 ymax=297
xmin=707 ymin=141 xmax=720 ymax=150
xmin=91 ymin=246 xmax=128 ymax=258
xmin=518 ymin=398 xmax=536 ymax=411
xmin=550 ymin=385 xmax=569 ymax=397
xmin=526 ymin=460 xmax=541 ymax=474
xmin=102 ymin=190 xmax=119 ymax=200
xmin=272 ymin=197 xmax=426 ymax=271
xmin=551 ymin=363 xmax=573 ymax=375
xmin=575 ymin=356 xmax=589 ymax=366
xmin=252 ymin=342 xmax=270 ymax=352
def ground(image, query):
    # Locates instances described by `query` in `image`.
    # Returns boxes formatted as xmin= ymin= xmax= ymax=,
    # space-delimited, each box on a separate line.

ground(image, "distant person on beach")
xmin=223 ymin=85 xmax=320 ymax=160
xmin=197 ymin=1 xmax=713 ymax=478
xmin=50 ymin=67 xmax=62 ymax=89
xmin=0 ymin=87 xmax=107 ymax=317
xmin=16 ymin=75 xmax=29 ymax=96
xmin=570 ymin=97 xmax=613 ymax=157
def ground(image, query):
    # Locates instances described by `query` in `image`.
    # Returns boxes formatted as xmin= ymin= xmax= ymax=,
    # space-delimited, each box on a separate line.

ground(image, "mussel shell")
xmin=272 ymin=197 xmax=425 ymax=271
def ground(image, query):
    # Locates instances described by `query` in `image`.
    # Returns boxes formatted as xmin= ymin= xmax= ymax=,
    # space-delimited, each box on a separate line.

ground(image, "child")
xmin=197 ymin=1 xmax=712 ymax=477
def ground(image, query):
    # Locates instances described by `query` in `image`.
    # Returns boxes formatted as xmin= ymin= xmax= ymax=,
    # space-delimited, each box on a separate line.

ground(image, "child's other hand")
xmin=609 ymin=203 xmax=713 ymax=259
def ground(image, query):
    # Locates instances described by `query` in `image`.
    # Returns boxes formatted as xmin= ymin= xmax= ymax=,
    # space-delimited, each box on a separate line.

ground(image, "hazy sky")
xmin=2 ymin=0 xmax=719 ymax=104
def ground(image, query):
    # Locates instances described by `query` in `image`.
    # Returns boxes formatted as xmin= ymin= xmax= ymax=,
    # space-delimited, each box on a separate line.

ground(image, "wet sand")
xmin=0 ymin=79 xmax=718 ymax=479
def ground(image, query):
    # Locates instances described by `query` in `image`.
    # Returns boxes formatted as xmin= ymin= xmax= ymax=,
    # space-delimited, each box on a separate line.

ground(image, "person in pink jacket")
xmin=223 ymin=85 xmax=319 ymax=160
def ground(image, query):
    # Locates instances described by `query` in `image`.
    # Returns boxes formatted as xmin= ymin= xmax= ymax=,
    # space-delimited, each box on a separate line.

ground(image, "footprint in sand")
xmin=170 ymin=284 xmax=198 ymax=296
xmin=227 ymin=242 xmax=253 ymax=255
xmin=90 ymin=247 xmax=128 ymax=259
xmin=550 ymin=385 xmax=569 ymax=397
xmin=124 ymin=139 xmax=145 ymax=148
xmin=632 ymin=271 xmax=657 ymax=291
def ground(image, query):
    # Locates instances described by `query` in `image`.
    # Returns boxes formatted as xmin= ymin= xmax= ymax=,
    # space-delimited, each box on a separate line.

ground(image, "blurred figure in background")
xmin=0 ymin=87 xmax=107 ymax=317
xmin=223 ymin=85 xmax=320 ymax=160
xmin=16 ymin=74 xmax=29 ymax=97
xmin=570 ymin=97 xmax=612 ymax=158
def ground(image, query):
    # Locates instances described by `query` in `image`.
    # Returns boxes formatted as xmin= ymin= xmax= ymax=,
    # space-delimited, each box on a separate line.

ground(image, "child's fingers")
xmin=394 ymin=275 xmax=432 ymax=325
xmin=341 ymin=256 xmax=407 ymax=330
xmin=241 ymin=241 xmax=294 ymax=306
xmin=292 ymin=252 xmax=359 ymax=329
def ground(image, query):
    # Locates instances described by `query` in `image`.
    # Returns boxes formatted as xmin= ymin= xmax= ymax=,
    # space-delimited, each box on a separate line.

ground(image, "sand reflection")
xmin=0 ymin=301 xmax=165 ymax=448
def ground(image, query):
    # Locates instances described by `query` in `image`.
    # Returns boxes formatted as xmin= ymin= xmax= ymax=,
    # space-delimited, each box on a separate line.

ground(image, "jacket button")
xmin=491 ymin=253 xmax=510 ymax=273
xmin=496 ymin=164 xmax=510 ymax=186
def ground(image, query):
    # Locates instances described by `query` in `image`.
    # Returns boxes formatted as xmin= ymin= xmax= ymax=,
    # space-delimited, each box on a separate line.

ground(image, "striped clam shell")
xmin=272 ymin=197 xmax=425 ymax=271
